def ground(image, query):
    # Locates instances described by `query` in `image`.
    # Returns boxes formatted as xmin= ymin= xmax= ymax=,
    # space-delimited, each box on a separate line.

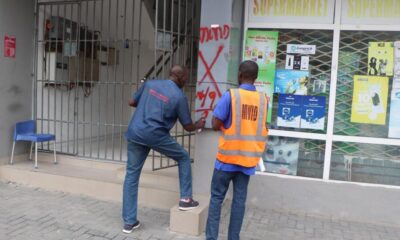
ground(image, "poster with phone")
xmin=244 ymin=30 xmax=279 ymax=123
xmin=301 ymin=96 xmax=326 ymax=130
xmin=388 ymin=89 xmax=400 ymax=138
xmin=262 ymin=136 xmax=299 ymax=176
xmin=277 ymin=94 xmax=302 ymax=128
xmin=274 ymin=70 xmax=310 ymax=95
xmin=351 ymin=75 xmax=389 ymax=125
xmin=368 ymin=42 xmax=394 ymax=76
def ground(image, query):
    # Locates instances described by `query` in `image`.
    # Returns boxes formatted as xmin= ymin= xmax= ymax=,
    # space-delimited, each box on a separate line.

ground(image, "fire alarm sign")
xmin=4 ymin=35 xmax=16 ymax=58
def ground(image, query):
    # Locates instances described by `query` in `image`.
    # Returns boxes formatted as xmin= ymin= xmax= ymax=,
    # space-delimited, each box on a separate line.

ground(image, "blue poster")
xmin=274 ymin=70 xmax=310 ymax=95
xmin=277 ymin=94 xmax=302 ymax=128
xmin=389 ymin=89 xmax=400 ymax=138
xmin=300 ymin=96 xmax=326 ymax=130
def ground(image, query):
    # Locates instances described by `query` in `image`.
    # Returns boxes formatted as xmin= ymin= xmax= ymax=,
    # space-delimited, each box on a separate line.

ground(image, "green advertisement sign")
xmin=244 ymin=30 xmax=279 ymax=123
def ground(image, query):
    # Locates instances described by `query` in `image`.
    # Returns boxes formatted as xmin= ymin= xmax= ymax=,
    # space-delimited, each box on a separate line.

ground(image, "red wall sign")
xmin=4 ymin=35 xmax=16 ymax=58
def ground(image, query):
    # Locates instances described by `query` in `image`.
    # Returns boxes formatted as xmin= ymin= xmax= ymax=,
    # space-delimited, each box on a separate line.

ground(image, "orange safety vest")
xmin=216 ymin=88 xmax=268 ymax=167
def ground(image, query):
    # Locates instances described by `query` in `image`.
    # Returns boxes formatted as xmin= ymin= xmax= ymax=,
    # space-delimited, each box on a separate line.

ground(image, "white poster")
xmin=248 ymin=0 xmax=335 ymax=24
xmin=388 ymin=89 xmax=400 ymax=138
xmin=395 ymin=41 xmax=400 ymax=77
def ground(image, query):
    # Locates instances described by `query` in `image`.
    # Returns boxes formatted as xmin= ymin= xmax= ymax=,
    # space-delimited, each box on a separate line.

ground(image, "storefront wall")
xmin=194 ymin=0 xmax=400 ymax=225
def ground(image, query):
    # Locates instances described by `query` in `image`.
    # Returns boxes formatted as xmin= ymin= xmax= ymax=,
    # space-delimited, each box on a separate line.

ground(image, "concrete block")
xmin=169 ymin=196 xmax=209 ymax=236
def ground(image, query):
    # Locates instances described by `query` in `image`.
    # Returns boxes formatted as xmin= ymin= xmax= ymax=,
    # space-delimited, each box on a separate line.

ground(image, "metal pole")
xmin=60 ymin=3 xmax=67 ymax=153
xmin=119 ymin=0 xmax=127 ymax=162
xmin=89 ymin=0 xmax=97 ymax=158
xmin=97 ymin=0 xmax=104 ymax=159
xmin=111 ymin=0 xmax=119 ymax=161
xmin=104 ymin=0 xmax=111 ymax=160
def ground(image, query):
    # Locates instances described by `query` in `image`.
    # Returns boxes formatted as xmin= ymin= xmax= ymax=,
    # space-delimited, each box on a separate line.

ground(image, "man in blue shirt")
xmin=122 ymin=65 xmax=205 ymax=233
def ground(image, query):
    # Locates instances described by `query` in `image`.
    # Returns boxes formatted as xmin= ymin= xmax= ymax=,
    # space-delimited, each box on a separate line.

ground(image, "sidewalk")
xmin=0 ymin=182 xmax=399 ymax=240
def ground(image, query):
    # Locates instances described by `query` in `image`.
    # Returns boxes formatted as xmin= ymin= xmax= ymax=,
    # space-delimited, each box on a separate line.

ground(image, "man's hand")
xmin=194 ymin=118 xmax=206 ymax=130
xmin=129 ymin=99 xmax=137 ymax=107
xmin=183 ymin=118 xmax=206 ymax=132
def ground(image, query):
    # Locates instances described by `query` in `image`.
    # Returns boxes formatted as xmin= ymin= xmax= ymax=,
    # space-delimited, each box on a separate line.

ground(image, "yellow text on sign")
xmin=347 ymin=0 xmax=400 ymax=18
xmin=253 ymin=0 xmax=329 ymax=17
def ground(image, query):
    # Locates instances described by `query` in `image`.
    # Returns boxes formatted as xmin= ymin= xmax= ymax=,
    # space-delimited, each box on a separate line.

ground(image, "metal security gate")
xmin=34 ymin=0 xmax=200 ymax=170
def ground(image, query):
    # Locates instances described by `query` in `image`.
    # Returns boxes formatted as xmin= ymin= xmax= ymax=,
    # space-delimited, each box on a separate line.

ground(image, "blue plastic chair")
xmin=10 ymin=120 xmax=56 ymax=168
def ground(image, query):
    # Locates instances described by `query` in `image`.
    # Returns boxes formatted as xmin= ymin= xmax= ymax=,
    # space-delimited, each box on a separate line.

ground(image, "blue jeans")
xmin=122 ymin=137 xmax=193 ymax=225
xmin=206 ymin=169 xmax=250 ymax=240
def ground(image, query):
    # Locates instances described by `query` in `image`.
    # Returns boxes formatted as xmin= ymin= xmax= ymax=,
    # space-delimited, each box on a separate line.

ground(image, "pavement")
xmin=1 ymin=181 xmax=400 ymax=240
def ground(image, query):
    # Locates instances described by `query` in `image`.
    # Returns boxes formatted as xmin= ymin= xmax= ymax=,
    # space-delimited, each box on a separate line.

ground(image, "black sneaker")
xmin=122 ymin=221 xmax=140 ymax=234
xmin=179 ymin=198 xmax=199 ymax=211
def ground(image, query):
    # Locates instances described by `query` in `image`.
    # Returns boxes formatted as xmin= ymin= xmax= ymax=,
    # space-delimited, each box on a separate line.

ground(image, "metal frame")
xmin=243 ymin=0 xmax=400 ymax=187
xmin=33 ymin=0 xmax=200 ymax=170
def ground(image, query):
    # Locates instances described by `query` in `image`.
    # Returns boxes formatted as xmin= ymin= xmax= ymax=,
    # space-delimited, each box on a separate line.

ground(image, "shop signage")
xmin=248 ymin=0 xmax=335 ymax=24
xmin=4 ymin=35 xmax=16 ymax=58
xmin=287 ymin=44 xmax=316 ymax=55
xmin=342 ymin=0 xmax=400 ymax=24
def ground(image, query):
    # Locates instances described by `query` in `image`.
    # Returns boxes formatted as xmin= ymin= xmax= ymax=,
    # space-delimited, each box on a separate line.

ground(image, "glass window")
xmin=334 ymin=31 xmax=400 ymax=138
xmin=268 ymin=29 xmax=334 ymax=134
xmin=330 ymin=142 xmax=400 ymax=186
xmin=260 ymin=136 xmax=325 ymax=179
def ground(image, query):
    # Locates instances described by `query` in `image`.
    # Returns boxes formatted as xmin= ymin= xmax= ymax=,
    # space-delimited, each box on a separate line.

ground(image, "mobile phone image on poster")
xmin=274 ymin=70 xmax=310 ymax=95
xmin=351 ymin=75 xmax=389 ymax=125
xmin=277 ymin=94 xmax=302 ymax=128
xmin=262 ymin=136 xmax=299 ymax=176
xmin=300 ymin=96 xmax=326 ymax=130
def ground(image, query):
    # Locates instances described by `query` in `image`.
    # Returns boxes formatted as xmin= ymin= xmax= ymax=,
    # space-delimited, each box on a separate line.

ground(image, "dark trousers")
xmin=206 ymin=169 xmax=250 ymax=240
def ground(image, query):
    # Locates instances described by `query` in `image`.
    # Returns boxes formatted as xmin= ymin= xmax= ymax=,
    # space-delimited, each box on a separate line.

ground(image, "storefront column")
xmin=193 ymin=0 xmax=244 ymax=195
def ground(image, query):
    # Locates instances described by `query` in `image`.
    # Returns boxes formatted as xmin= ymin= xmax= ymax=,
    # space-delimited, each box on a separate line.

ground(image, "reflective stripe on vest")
xmin=216 ymin=88 xmax=268 ymax=167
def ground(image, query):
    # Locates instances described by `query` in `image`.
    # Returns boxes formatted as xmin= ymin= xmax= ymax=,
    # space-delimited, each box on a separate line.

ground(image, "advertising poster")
xmin=368 ymin=42 xmax=394 ymax=76
xmin=262 ymin=136 xmax=299 ymax=176
xmin=277 ymin=94 xmax=302 ymax=128
xmin=389 ymin=89 xmax=400 ymax=138
xmin=394 ymin=41 xmax=400 ymax=77
xmin=388 ymin=88 xmax=400 ymax=138
xmin=351 ymin=75 xmax=389 ymax=125
xmin=301 ymin=96 xmax=326 ymax=130
xmin=274 ymin=70 xmax=310 ymax=95
xmin=244 ymin=30 xmax=279 ymax=123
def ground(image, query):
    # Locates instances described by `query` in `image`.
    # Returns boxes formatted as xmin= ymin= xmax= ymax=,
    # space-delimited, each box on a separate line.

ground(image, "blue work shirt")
xmin=125 ymin=80 xmax=192 ymax=145
xmin=213 ymin=84 xmax=257 ymax=175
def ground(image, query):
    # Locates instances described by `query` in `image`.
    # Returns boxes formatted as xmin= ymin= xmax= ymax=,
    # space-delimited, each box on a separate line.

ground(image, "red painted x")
xmin=198 ymin=45 xmax=224 ymax=97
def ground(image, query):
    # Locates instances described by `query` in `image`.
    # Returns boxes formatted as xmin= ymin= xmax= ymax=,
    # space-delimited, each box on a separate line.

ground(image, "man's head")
xmin=238 ymin=60 xmax=258 ymax=85
xmin=169 ymin=65 xmax=189 ymax=88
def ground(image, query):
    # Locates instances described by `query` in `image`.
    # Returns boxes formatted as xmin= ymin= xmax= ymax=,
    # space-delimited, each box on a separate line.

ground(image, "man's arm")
xmin=129 ymin=82 xmax=146 ymax=107
xmin=212 ymin=116 xmax=224 ymax=131
xmin=178 ymin=96 xmax=205 ymax=132
xmin=183 ymin=119 xmax=205 ymax=132
xmin=211 ymin=90 xmax=231 ymax=131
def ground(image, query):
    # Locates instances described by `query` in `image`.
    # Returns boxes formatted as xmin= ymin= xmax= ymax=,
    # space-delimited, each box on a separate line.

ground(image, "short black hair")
xmin=239 ymin=60 xmax=258 ymax=80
